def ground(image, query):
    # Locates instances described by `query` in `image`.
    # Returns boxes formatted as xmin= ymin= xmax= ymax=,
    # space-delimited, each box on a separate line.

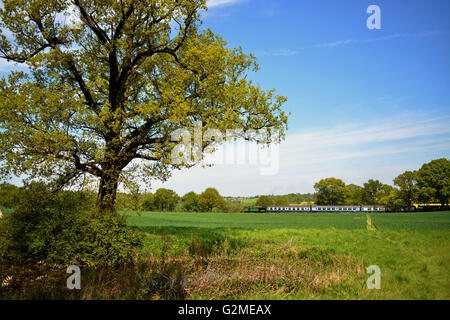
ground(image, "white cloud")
xmin=314 ymin=39 xmax=354 ymax=49
xmin=147 ymin=114 xmax=450 ymax=196
xmin=255 ymin=48 xmax=297 ymax=57
xmin=206 ymin=0 xmax=245 ymax=8
xmin=301 ymin=30 xmax=448 ymax=50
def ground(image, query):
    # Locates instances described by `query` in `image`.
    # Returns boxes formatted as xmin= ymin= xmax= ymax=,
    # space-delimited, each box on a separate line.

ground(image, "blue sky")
xmin=1 ymin=0 xmax=449 ymax=196
xmin=159 ymin=0 xmax=450 ymax=196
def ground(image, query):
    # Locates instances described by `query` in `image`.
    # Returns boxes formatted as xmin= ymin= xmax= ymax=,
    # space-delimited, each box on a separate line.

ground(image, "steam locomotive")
xmin=244 ymin=205 xmax=386 ymax=213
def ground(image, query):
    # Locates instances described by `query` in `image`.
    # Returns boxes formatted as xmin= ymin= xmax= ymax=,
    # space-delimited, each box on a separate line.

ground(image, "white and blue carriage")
xmin=244 ymin=205 xmax=386 ymax=213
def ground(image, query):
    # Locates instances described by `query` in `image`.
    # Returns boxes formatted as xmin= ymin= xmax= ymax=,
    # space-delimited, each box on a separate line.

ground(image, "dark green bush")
xmin=0 ymin=183 xmax=142 ymax=267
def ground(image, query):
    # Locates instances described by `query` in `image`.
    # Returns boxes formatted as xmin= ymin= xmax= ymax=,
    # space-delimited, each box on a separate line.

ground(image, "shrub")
xmin=0 ymin=183 xmax=142 ymax=267
xmin=222 ymin=200 xmax=245 ymax=213
xmin=0 ymin=182 xmax=21 ymax=209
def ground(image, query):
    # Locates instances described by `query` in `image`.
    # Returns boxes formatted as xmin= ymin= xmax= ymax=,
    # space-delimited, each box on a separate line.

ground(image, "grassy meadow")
xmin=123 ymin=211 xmax=450 ymax=299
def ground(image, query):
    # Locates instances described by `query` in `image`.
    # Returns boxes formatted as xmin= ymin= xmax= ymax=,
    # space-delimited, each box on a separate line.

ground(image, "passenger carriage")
xmin=244 ymin=205 xmax=386 ymax=213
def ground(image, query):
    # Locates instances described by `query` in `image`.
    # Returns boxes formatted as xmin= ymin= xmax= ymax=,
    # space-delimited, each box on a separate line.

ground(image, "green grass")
xmin=123 ymin=211 xmax=450 ymax=299
xmin=126 ymin=211 xmax=450 ymax=231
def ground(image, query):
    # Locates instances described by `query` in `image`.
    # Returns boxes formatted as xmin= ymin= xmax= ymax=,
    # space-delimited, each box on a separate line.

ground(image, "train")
xmin=243 ymin=205 xmax=386 ymax=213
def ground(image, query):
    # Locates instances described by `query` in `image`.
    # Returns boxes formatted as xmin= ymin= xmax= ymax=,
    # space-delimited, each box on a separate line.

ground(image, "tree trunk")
xmin=97 ymin=169 xmax=120 ymax=213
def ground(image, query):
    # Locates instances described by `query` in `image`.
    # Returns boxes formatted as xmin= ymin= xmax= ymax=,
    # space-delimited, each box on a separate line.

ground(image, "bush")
xmin=0 ymin=182 xmax=21 ymax=209
xmin=0 ymin=183 xmax=142 ymax=267
xmin=222 ymin=200 xmax=245 ymax=213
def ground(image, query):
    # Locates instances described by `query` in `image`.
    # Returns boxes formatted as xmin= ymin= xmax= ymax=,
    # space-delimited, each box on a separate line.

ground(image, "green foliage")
xmin=181 ymin=191 xmax=199 ymax=212
xmin=362 ymin=179 xmax=382 ymax=204
xmin=283 ymin=193 xmax=315 ymax=204
xmin=0 ymin=182 xmax=21 ymax=209
xmin=393 ymin=171 xmax=417 ymax=207
xmin=344 ymin=184 xmax=364 ymax=205
xmin=378 ymin=189 xmax=403 ymax=212
xmin=414 ymin=158 xmax=450 ymax=206
xmin=256 ymin=195 xmax=274 ymax=207
xmin=0 ymin=183 xmax=141 ymax=266
xmin=362 ymin=179 xmax=386 ymax=205
xmin=274 ymin=196 xmax=289 ymax=206
xmin=314 ymin=178 xmax=347 ymax=205
xmin=153 ymin=188 xmax=180 ymax=211
xmin=142 ymin=193 xmax=155 ymax=212
xmin=198 ymin=188 xmax=224 ymax=212
xmin=222 ymin=200 xmax=245 ymax=213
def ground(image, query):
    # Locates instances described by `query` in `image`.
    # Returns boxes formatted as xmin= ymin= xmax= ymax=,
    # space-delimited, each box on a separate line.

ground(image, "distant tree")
xmin=256 ymin=195 xmax=275 ymax=207
xmin=362 ymin=179 xmax=384 ymax=204
xmin=378 ymin=189 xmax=403 ymax=212
xmin=345 ymin=184 xmax=364 ymax=205
xmin=198 ymin=188 xmax=224 ymax=212
xmin=283 ymin=193 xmax=314 ymax=203
xmin=393 ymin=171 xmax=417 ymax=207
xmin=181 ymin=191 xmax=199 ymax=212
xmin=274 ymin=196 xmax=289 ymax=206
xmin=414 ymin=158 xmax=450 ymax=206
xmin=153 ymin=188 xmax=180 ymax=211
xmin=314 ymin=178 xmax=346 ymax=205
xmin=141 ymin=193 xmax=155 ymax=212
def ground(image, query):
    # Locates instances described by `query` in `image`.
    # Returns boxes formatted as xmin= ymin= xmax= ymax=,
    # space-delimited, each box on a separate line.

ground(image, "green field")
xmin=123 ymin=211 xmax=450 ymax=299
xmin=127 ymin=211 xmax=450 ymax=231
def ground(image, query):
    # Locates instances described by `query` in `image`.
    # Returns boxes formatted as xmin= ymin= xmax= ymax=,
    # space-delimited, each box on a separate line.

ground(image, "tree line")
xmin=311 ymin=158 xmax=449 ymax=209
xmin=253 ymin=158 xmax=449 ymax=210
xmin=0 ymin=184 xmax=241 ymax=213
xmin=1 ymin=158 xmax=448 ymax=213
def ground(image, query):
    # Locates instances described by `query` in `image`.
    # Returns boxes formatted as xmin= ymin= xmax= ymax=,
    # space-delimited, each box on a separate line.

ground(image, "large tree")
xmin=393 ymin=171 xmax=417 ymax=207
xmin=362 ymin=179 xmax=384 ymax=205
xmin=0 ymin=0 xmax=288 ymax=212
xmin=414 ymin=158 xmax=449 ymax=206
xmin=344 ymin=183 xmax=364 ymax=205
xmin=198 ymin=187 xmax=223 ymax=212
xmin=314 ymin=178 xmax=346 ymax=205
xmin=256 ymin=195 xmax=274 ymax=207
xmin=153 ymin=188 xmax=179 ymax=211
xmin=181 ymin=191 xmax=199 ymax=212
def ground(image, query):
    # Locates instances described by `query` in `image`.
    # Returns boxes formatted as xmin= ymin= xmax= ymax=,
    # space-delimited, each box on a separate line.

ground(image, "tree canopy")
xmin=153 ymin=188 xmax=179 ymax=211
xmin=181 ymin=191 xmax=199 ymax=212
xmin=393 ymin=171 xmax=417 ymax=207
xmin=198 ymin=187 xmax=223 ymax=212
xmin=414 ymin=158 xmax=449 ymax=206
xmin=256 ymin=195 xmax=274 ymax=207
xmin=314 ymin=177 xmax=346 ymax=205
xmin=0 ymin=0 xmax=288 ymax=212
